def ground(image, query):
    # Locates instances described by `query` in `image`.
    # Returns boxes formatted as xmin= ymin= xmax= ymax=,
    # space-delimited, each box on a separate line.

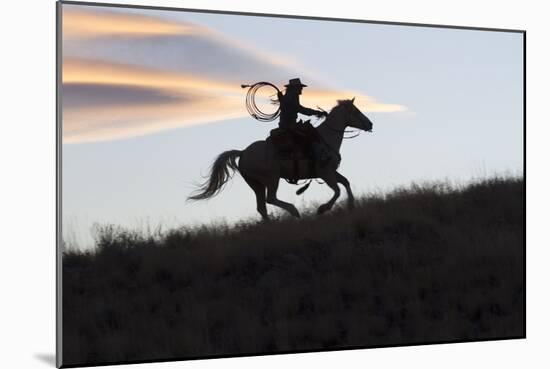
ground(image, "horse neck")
xmin=316 ymin=110 xmax=346 ymax=152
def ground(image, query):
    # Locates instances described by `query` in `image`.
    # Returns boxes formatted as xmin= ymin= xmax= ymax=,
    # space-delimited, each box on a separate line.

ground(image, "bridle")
xmin=325 ymin=124 xmax=362 ymax=139
xmin=316 ymin=106 xmax=369 ymax=139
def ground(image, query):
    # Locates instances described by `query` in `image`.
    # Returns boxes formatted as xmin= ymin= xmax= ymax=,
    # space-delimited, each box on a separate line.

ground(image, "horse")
xmin=188 ymin=98 xmax=373 ymax=220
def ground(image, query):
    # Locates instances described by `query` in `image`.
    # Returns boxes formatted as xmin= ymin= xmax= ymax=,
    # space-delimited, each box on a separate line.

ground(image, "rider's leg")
xmin=311 ymin=141 xmax=330 ymax=167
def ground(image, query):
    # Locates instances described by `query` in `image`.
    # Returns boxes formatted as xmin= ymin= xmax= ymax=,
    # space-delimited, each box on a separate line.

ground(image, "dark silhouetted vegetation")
xmin=62 ymin=177 xmax=525 ymax=367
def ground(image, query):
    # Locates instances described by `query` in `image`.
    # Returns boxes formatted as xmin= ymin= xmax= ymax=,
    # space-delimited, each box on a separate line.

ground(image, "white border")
xmin=1 ymin=1 xmax=547 ymax=368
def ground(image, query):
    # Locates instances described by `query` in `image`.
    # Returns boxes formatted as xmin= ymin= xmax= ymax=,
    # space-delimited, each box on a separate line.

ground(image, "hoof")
xmin=317 ymin=204 xmax=329 ymax=215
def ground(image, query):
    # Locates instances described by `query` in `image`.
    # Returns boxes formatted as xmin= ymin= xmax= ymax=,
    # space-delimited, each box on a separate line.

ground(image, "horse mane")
xmin=328 ymin=99 xmax=353 ymax=114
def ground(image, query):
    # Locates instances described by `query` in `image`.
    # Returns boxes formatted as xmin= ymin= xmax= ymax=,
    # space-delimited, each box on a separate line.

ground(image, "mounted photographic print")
xmin=57 ymin=1 xmax=525 ymax=367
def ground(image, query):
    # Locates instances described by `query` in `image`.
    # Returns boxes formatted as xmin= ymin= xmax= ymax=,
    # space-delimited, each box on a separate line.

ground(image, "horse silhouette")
xmin=188 ymin=98 xmax=373 ymax=219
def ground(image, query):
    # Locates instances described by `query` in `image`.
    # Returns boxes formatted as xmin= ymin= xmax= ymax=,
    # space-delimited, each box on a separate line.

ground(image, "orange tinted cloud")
xmin=61 ymin=6 xmax=405 ymax=144
xmin=63 ymin=8 xmax=202 ymax=39
xmin=62 ymin=58 xmax=405 ymax=143
xmin=62 ymin=6 xmax=297 ymax=71
xmin=63 ymin=57 xmax=239 ymax=94
xmin=303 ymin=88 xmax=406 ymax=114
xmin=63 ymin=93 xmax=243 ymax=143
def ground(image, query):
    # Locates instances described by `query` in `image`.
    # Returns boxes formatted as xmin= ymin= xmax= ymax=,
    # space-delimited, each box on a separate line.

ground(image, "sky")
xmin=61 ymin=3 xmax=524 ymax=249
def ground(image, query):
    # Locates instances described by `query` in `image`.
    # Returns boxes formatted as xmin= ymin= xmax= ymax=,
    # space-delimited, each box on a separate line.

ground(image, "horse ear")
xmin=351 ymin=97 xmax=355 ymax=104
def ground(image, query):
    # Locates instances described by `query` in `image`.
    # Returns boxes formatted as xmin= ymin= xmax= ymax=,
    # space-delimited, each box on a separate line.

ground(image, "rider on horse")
xmin=277 ymin=78 xmax=327 ymax=129
xmin=277 ymin=78 xmax=329 ymax=166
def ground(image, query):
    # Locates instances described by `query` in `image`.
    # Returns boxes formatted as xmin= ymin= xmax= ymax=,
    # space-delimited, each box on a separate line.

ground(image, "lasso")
xmin=240 ymin=82 xmax=281 ymax=122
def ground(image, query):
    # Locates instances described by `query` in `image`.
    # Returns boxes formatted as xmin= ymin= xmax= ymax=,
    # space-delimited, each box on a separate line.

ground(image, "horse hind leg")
xmin=242 ymin=175 xmax=268 ymax=221
xmin=266 ymin=180 xmax=301 ymax=218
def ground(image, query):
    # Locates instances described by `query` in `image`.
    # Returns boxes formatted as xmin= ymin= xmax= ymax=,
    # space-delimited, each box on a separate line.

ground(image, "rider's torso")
xmin=278 ymin=93 xmax=301 ymax=129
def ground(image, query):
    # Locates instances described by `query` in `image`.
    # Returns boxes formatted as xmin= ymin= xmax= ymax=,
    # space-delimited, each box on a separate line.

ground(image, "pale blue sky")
xmin=62 ymin=4 xmax=523 ymax=249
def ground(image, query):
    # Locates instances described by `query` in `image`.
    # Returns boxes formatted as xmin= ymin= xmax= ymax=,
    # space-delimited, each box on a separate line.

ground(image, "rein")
xmin=316 ymin=108 xmax=363 ymax=140
xmin=322 ymin=121 xmax=362 ymax=139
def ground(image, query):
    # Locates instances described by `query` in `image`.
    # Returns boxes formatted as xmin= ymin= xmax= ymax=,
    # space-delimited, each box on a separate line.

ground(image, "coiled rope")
xmin=241 ymin=82 xmax=281 ymax=122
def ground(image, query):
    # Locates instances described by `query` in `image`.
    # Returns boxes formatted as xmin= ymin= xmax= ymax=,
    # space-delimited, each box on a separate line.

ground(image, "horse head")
xmin=336 ymin=98 xmax=373 ymax=132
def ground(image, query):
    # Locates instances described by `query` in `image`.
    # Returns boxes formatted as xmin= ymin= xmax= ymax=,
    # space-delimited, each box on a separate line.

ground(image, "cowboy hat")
xmin=284 ymin=78 xmax=308 ymax=88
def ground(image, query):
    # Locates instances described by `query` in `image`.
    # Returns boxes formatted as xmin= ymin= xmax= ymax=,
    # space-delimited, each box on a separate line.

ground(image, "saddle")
xmin=269 ymin=129 xmax=306 ymax=159
xmin=270 ymin=120 xmax=318 ymax=155
xmin=268 ymin=120 xmax=319 ymax=184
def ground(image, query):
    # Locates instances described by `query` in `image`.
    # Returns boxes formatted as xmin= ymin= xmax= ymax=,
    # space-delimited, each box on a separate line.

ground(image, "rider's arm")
xmin=298 ymin=104 xmax=324 ymax=117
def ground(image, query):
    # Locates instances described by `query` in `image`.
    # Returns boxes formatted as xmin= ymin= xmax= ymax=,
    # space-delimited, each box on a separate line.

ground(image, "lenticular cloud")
xmin=62 ymin=6 xmax=405 ymax=144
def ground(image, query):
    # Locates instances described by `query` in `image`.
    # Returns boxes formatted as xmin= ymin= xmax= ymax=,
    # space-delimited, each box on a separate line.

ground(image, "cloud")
xmin=63 ymin=94 xmax=243 ymax=144
xmin=302 ymin=88 xmax=406 ymax=114
xmin=63 ymin=57 xmax=239 ymax=93
xmin=62 ymin=6 xmax=405 ymax=144
xmin=63 ymin=7 xmax=202 ymax=39
xmin=62 ymin=59 xmax=246 ymax=143
xmin=63 ymin=83 xmax=185 ymax=109
xmin=63 ymin=6 xmax=299 ymax=82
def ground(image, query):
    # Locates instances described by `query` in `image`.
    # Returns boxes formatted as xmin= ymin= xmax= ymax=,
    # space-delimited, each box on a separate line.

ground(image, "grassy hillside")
xmin=62 ymin=177 xmax=525 ymax=367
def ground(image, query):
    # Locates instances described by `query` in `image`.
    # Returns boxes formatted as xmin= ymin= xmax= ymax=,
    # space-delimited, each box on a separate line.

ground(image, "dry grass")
xmin=62 ymin=176 xmax=525 ymax=366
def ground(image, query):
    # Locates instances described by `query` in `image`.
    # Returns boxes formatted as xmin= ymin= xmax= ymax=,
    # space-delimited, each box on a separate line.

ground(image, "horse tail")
xmin=187 ymin=150 xmax=242 ymax=201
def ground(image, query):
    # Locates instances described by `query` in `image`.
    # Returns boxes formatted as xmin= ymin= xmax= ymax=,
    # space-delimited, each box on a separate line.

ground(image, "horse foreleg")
xmin=266 ymin=180 xmax=301 ymax=218
xmin=335 ymin=171 xmax=355 ymax=209
xmin=317 ymin=174 xmax=341 ymax=215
